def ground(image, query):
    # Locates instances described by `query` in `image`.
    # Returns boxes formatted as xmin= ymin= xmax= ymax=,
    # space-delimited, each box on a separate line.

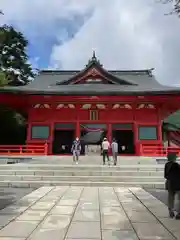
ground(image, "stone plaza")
xmin=0 ymin=186 xmax=179 ymax=240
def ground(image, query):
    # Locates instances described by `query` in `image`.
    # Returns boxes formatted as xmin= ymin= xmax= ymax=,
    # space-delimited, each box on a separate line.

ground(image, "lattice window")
xmin=90 ymin=110 xmax=98 ymax=121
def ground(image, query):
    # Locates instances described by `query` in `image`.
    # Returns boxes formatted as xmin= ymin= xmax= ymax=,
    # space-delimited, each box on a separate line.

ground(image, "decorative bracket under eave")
xmin=56 ymin=104 xmax=75 ymax=109
xmin=33 ymin=104 xmax=51 ymax=109
xmin=137 ymin=103 xmax=155 ymax=109
xmin=112 ymin=104 xmax=132 ymax=109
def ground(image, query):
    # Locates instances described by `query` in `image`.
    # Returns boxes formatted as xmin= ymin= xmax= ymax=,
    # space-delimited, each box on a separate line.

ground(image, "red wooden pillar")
xmin=26 ymin=122 xmax=31 ymax=143
xmin=107 ymin=123 xmax=112 ymax=155
xmin=157 ymin=106 xmax=163 ymax=145
xmin=134 ymin=122 xmax=139 ymax=156
xmin=133 ymin=102 xmax=139 ymax=155
xmin=76 ymin=121 xmax=80 ymax=138
xmin=75 ymin=103 xmax=80 ymax=138
xmin=49 ymin=122 xmax=54 ymax=155
xmin=107 ymin=123 xmax=112 ymax=143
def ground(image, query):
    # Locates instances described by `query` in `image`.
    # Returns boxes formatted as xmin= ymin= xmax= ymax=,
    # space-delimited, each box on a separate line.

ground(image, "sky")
xmin=1 ymin=0 xmax=180 ymax=86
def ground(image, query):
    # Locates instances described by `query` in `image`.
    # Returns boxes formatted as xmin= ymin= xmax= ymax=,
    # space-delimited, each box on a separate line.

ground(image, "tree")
xmin=159 ymin=0 xmax=180 ymax=16
xmin=0 ymin=25 xmax=35 ymax=85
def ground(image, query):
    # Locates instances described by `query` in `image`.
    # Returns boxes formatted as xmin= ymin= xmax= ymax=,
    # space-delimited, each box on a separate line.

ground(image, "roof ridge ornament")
xmin=86 ymin=51 xmax=103 ymax=67
xmin=92 ymin=50 xmax=96 ymax=61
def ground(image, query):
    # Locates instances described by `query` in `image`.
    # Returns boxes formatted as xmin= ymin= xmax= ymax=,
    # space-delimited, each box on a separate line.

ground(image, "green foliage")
xmin=0 ymin=71 xmax=10 ymax=86
xmin=0 ymin=106 xmax=27 ymax=144
xmin=164 ymin=110 xmax=180 ymax=130
xmin=0 ymin=25 xmax=35 ymax=86
xmin=0 ymin=11 xmax=28 ymax=145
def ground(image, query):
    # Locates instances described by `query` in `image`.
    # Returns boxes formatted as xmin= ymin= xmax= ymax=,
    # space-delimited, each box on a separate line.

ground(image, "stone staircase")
xmin=0 ymin=156 xmax=165 ymax=189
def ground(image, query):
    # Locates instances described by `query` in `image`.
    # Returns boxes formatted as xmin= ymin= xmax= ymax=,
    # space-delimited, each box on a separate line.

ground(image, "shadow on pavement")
xmin=0 ymin=187 xmax=35 ymax=210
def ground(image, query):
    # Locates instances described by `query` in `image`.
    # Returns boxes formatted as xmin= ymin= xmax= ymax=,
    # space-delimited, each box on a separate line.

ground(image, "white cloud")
xmin=50 ymin=0 xmax=180 ymax=85
xmin=1 ymin=0 xmax=180 ymax=85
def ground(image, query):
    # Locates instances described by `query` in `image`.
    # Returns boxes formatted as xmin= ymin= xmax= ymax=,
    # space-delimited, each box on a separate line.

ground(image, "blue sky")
xmin=1 ymin=0 xmax=180 ymax=85
xmin=27 ymin=12 xmax=94 ymax=69
xmin=3 ymin=8 xmax=93 ymax=70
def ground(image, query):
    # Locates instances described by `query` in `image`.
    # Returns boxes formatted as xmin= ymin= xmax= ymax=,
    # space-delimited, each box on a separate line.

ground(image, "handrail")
xmin=140 ymin=144 xmax=180 ymax=157
xmin=0 ymin=143 xmax=48 ymax=155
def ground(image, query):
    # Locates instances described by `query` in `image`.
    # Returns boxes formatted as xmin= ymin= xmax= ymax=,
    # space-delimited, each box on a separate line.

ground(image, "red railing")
xmin=140 ymin=144 xmax=180 ymax=157
xmin=0 ymin=143 xmax=48 ymax=155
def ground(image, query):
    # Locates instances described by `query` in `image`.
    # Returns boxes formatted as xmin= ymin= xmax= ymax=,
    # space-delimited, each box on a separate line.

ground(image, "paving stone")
xmin=73 ymin=210 xmax=100 ymax=222
xmin=39 ymin=196 xmax=60 ymax=202
xmin=173 ymin=231 xmax=180 ymax=239
xmin=0 ymin=238 xmax=26 ymax=240
xmin=101 ymin=215 xmax=133 ymax=230
xmin=0 ymin=221 xmax=39 ymax=238
xmin=67 ymin=222 xmax=101 ymax=239
xmin=102 ymin=230 xmax=139 ymax=240
xmin=47 ymin=187 xmax=68 ymax=196
xmin=17 ymin=210 xmax=47 ymax=221
xmin=126 ymin=210 xmax=158 ymax=223
xmin=77 ymin=201 xmax=99 ymax=210
xmin=100 ymin=199 xmax=120 ymax=207
xmin=117 ymin=195 xmax=137 ymax=203
xmin=28 ymin=228 xmax=67 ymax=240
xmin=49 ymin=206 xmax=75 ymax=215
xmin=148 ymin=206 xmax=169 ymax=218
xmin=122 ymin=202 xmax=147 ymax=211
xmin=114 ymin=187 xmax=131 ymax=193
xmin=57 ymin=199 xmax=78 ymax=206
xmin=0 ymin=205 xmax=28 ymax=215
xmin=30 ymin=201 xmax=55 ymax=210
xmin=40 ymin=215 xmax=71 ymax=229
xmin=132 ymin=222 xmax=175 ymax=240
xmin=101 ymin=206 xmax=124 ymax=215
xmin=142 ymin=200 xmax=165 ymax=208
xmin=0 ymin=215 xmax=17 ymax=229
xmin=159 ymin=218 xmax=180 ymax=233
xmin=66 ymin=239 xmax=100 ymax=240
xmin=61 ymin=195 xmax=80 ymax=200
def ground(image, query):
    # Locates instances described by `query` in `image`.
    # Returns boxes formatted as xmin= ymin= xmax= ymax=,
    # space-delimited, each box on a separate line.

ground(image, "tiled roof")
xmin=0 ymin=53 xmax=180 ymax=95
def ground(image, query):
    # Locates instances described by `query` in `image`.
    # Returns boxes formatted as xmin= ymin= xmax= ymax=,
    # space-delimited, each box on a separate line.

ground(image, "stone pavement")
xmin=0 ymin=187 xmax=179 ymax=240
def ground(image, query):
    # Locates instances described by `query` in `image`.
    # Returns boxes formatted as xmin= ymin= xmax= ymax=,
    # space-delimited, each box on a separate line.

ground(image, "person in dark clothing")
xmin=164 ymin=152 xmax=180 ymax=219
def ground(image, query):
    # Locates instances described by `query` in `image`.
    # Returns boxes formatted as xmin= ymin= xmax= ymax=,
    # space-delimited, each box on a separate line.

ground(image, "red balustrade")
xmin=140 ymin=144 xmax=180 ymax=157
xmin=0 ymin=143 xmax=48 ymax=155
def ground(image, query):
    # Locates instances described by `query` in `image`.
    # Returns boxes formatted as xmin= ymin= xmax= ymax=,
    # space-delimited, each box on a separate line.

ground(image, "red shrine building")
xmin=0 ymin=52 xmax=180 ymax=155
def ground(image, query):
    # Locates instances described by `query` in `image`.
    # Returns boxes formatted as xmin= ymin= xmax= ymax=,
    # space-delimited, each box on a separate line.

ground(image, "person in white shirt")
xmin=101 ymin=138 xmax=110 ymax=165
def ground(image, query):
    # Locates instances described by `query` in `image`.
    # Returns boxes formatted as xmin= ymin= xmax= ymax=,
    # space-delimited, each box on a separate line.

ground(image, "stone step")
xmin=0 ymin=180 xmax=165 ymax=189
xmin=0 ymin=169 xmax=163 ymax=176
xmin=0 ymin=175 xmax=164 ymax=182
xmin=0 ymin=164 xmax=164 ymax=171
